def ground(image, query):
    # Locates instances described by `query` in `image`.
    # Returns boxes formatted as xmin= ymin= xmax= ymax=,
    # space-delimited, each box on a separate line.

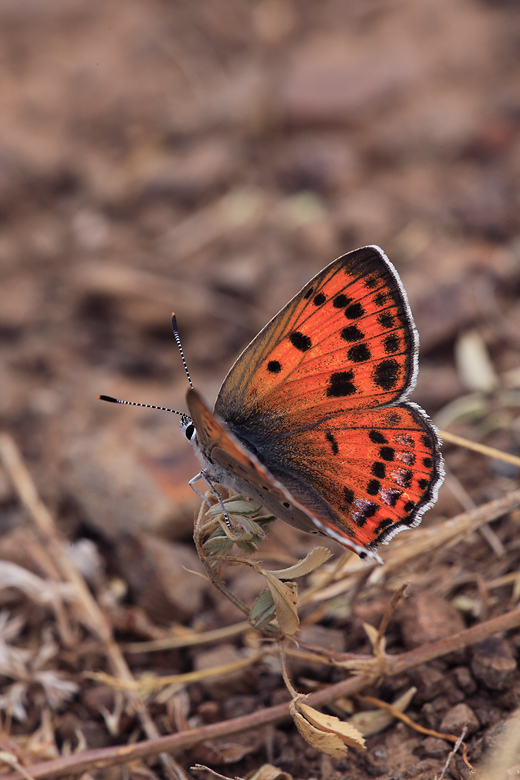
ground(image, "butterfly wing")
xmin=187 ymin=388 xmax=383 ymax=561
xmin=210 ymin=245 xmax=443 ymax=553
xmin=215 ymin=246 xmax=418 ymax=427
xmin=239 ymin=402 xmax=442 ymax=551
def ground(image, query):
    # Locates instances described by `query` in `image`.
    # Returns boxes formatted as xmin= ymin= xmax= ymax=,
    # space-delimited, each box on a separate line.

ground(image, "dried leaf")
xmin=455 ymin=329 xmax=499 ymax=394
xmin=264 ymin=574 xmax=299 ymax=635
xmin=298 ymin=703 xmax=366 ymax=749
xmin=350 ymin=687 xmax=417 ymax=736
xmin=362 ymin=622 xmax=385 ymax=653
xmin=291 ymin=708 xmax=348 ymax=760
xmin=290 ymin=700 xmax=365 ymax=760
xmin=266 ymin=547 xmax=332 ymax=580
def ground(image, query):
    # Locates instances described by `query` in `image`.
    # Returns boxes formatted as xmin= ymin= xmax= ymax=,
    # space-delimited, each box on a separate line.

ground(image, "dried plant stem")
xmin=193 ymin=498 xmax=251 ymax=616
xmin=124 ymin=621 xmax=250 ymax=653
xmin=279 ymin=641 xmax=298 ymax=699
xmin=438 ymin=727 xmax=468 ymax=779
xmin=438 ymin=429 xmax=520 ymax=469
xmin=375 ymin=582 xmax=408 ymax=650
xmin=7 ymin=605 xmax=520 ymax=780
xmin=86 ymin=651 xmax=264 ymax=692
xmin=0 ymin=433 xmax=184 ymax=780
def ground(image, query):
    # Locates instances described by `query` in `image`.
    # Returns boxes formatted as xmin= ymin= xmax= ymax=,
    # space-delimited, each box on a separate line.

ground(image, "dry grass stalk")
xmin=0 ymin=433 xmax=186 ymax=780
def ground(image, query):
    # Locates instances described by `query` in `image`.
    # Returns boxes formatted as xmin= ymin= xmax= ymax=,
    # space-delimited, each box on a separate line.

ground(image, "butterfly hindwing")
xmin=187 ymin=388 xmax=381 ymax=559
xmin=247 ymin=403 xmax=442 ymax=551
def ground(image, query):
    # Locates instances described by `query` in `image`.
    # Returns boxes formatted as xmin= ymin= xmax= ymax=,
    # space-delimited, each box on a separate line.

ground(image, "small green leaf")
xmin=202 ymin=536 xmax=234 ymax=555
xmin=250 ymin=588 xmax=276 ymax=629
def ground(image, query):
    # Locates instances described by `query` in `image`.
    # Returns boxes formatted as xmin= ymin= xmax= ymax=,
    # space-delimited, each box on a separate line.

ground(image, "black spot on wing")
xmin=333 ymin=294 xmax=351 ymax=308
xmin=384 ymin=334 xmax=400 ymax=354
xmin=372 ymin=462 xmax=386 ymax=478
xmin=289 ymin=331 xmax=312 ymax=352
xmin=325 ymin=430 xmax=339 ymax=455
xmin=367 ymin=479 xmax=380 ymax=496
xmin=345 ymin=302 xmax=364 ymax=320
xmin=373 ymin=359 xmax=400 ymax=390
xmin=348 ymin=344 xmax=371 ymax=363
xmin=341 ymin=325 xmax=364 ymax=342
xmin=344 ymin=487 xmax=354 ymax=505
xmin=378 ymin=312 xmax=394 ymax=329
xmin=375 ymin=517 xmax=393 ymax=535
xmin=326 ymin=371 xmax=356 ymax=397
xmin=267 ymin=360 xmax=282 ymax=373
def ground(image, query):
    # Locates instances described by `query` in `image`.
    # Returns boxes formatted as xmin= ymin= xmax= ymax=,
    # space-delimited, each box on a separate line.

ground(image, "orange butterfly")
xmin=101 ymin=246 xmax=444 ymax=563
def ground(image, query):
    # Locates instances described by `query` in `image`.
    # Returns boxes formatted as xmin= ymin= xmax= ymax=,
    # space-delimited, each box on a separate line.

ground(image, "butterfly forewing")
xmin=215 ymin=246 xmax=418 ymax=427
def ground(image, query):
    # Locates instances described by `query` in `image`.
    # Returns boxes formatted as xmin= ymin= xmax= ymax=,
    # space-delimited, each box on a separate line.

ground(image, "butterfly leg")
xmin=188 ymin=471 xmax=233 ymax=530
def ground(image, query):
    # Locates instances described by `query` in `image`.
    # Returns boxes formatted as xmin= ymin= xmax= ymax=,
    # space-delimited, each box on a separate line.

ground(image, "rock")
xmin=422 ymin=737 xmax=448 ymax=758
xmin=411 ymin=666 xmax=450 ymax=704
xmin=471 ymin=637 xmax=517 ymax=690
xmin=396 ymin=591 xmax=465 ymax=650
xmin=439 ymin=702 xmax=479 ymax=735
xmin=116 ymin=534 xmax=207 ymax=623
xmin=452 ymin=666 xmax=477 ymax=695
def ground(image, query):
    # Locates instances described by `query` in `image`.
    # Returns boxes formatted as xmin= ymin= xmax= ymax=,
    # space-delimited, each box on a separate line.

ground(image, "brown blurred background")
xmin=3 ymin=2 xmax=520 ymax=777
xmin=1 ymin=0 xmax=520 ymax=558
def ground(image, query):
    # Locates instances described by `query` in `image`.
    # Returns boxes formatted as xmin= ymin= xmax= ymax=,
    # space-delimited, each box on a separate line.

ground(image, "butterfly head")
xmin=180 ymin=414 xmax=196 ymax=443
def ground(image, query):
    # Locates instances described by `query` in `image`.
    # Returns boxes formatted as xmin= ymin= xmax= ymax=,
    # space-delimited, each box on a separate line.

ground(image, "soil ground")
xmin=2 ymin=1 xmax=520 ymax=779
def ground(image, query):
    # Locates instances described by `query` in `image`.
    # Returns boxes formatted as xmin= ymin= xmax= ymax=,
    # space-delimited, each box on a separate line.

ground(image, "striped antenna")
xmin=171 ymin=313 xmax=194 ymax=390
xmin=98 ymin=314 xmax=194 ymax=414
xmin=97 ymin=395 xmax=185 ymax=416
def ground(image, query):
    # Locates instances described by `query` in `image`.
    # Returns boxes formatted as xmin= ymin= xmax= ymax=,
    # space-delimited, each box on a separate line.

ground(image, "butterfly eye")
xmin=185 ymin=423 xmax=195 ymax=441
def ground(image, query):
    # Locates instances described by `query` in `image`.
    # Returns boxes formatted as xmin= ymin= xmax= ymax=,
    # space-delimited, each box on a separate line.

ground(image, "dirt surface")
xmin=2 ymin=1 xmax=520 ymax=779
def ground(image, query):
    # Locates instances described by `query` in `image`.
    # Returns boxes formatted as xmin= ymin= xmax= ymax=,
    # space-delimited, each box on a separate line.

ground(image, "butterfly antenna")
xmin=171 ymin=313 xmax=194 ymax=390
xmin=97 ymin=395 xmax=185 ymax=417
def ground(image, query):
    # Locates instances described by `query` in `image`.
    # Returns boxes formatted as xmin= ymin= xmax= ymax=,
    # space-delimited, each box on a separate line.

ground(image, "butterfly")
xmin=101 ymin=246 xmax=444 ymax=563
xmin=178 ymin=245 xmax=444 ymax=563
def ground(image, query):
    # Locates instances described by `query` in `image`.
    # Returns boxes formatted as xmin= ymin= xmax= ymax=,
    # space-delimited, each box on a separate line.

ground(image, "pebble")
xmin=396 ymin=591 xmax=465 ymax=650
xmin=471 ymin=637 xmax=517 ymax=690
xmin=439 ymin=702 xmax=479 ymax=735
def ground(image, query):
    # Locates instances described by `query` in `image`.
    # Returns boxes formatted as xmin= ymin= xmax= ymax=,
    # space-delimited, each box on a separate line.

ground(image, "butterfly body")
xmin=184 ymin=245 xmax=444 ymax=562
